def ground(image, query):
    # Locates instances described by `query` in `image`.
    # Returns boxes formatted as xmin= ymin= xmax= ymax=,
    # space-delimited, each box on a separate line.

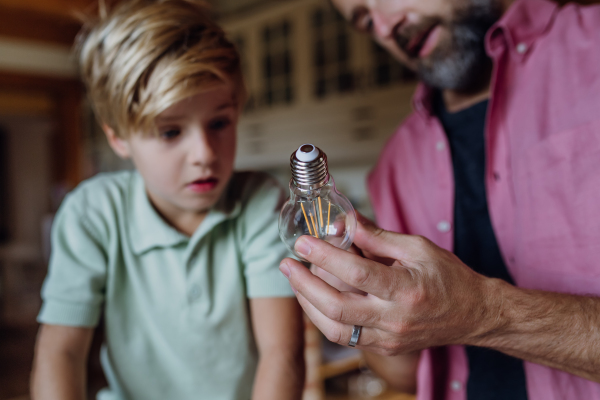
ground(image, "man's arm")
xmin=280 ymin=220 xmax=600 ymax=383
xmin=474 ymin=279 xmax=600 ymax=382
xmin=31 ymin=324 xmax=94 ymax=400
xmin=249 ymin=297 xmax=305 ymax=400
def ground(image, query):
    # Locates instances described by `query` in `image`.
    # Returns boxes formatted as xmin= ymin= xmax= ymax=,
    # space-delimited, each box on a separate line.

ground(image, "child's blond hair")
xmin=78 ymin=0 xmax=245 ymax=138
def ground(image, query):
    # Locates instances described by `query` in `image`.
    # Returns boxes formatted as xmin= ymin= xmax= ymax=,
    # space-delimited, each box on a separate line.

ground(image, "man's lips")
xmin=187 ymin=177 xmax=219 ymax=193
xmin=418 ymin=24 xmax=442 ymax=58
xmin=400 ymin=23 xmax=441 ymax=59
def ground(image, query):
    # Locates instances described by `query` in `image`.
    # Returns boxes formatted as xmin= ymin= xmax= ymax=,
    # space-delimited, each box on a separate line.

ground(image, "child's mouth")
xmin=187 ymin=177 xmax=219 ymax=193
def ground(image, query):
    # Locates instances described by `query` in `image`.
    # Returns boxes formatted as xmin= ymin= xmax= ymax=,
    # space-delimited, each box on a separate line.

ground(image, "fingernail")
xmin=279 ymin=261 xmax=291 ymax=279
xmin=290 ymin=285 xmax=298 ymax=294
xmin=295 ymin=237 xmax=312 ymax=257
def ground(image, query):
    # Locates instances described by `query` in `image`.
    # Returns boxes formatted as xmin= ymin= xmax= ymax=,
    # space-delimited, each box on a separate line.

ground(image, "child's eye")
xmin=208 ymin=118 xmax=232 ymax=131
xmin=160 ymin=129 xmax=181 ymax=140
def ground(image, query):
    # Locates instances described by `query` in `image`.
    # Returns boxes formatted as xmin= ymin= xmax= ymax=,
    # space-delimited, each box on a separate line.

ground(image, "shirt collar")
xmin=412 ymin=83 xmax=435 ymax=118
xmin=485 ymin=0 xmax=558 ymax=61
xmin=127 ymin=172 xmax=242 ymax=255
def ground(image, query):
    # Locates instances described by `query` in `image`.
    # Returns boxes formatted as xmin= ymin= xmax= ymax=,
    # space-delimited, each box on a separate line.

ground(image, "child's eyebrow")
xmin=156 ymin=115 xmax=184 ymax=122
xmin=215 ymin=101 xmax=235 ymax=111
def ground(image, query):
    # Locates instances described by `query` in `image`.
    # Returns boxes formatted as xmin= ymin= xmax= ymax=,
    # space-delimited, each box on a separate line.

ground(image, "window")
xmin=261 ymin=20 xmax=294 ymax=107
xmin=372 ymin=43 xmax=416 ymax=86
xmin=312 ymin=6 xmax=354 ymax=98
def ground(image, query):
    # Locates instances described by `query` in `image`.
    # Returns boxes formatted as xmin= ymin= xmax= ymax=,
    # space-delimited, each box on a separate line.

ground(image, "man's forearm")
xmin=252 ymin=352 xmax=305 ymax=400
xmin=473 ymin=278 xmax=600 ymax=382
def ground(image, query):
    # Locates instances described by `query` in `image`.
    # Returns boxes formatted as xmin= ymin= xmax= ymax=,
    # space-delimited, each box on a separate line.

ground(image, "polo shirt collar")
xmin=127 ymin=172 xmax=242 ymax=255
xmin=485 ymin=0 xmax=558 ymax=61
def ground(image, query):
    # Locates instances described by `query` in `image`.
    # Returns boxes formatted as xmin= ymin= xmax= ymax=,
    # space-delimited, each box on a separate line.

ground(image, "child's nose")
xmin=188 ymin=131 xmax=217 ymax=166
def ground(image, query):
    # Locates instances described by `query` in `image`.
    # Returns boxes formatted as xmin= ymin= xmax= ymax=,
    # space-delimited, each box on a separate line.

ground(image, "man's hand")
xmin=279 ymin=218 xmax=496 ymax=355
xmin=280 ymin=219 xmax=600 ymax=383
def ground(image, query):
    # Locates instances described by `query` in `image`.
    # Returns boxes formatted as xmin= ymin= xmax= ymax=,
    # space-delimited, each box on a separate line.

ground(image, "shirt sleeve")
xmin=37 ymin=193 xmax=108 ymax=327
xmin=239 ymin=174 xmax=295 ymax=299
xmin=367 ymin=127 xmax=409 ymax=234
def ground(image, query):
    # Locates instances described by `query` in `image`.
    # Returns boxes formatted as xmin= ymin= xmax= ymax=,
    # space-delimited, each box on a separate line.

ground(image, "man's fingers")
xmin=282 ymin=257 xmax=384 ymax=325
xmin=296 ymin=292 xmax=401 ymax=356
xmin=312 ymin=266 xmax=365 ymax=295
xmin=353 ymin=219 xmax=426 ymax=262
xmin=295 ymin=291 xmax=353 ymax=345
xmin=293 ymin=236 xmax=406 ymax=299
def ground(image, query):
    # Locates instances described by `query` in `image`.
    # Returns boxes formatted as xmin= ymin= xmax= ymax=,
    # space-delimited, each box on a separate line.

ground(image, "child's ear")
xmin=103 ymin=124 xmax=131 ymax=159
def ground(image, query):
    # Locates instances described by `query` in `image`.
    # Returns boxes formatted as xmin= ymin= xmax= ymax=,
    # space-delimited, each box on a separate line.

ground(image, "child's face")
xmin=108 ymin=85 xmax=239 ymax=221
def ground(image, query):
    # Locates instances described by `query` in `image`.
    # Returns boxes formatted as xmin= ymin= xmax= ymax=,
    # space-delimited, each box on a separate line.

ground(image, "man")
xmin=278 ymin=0 xmax=600 ymax=399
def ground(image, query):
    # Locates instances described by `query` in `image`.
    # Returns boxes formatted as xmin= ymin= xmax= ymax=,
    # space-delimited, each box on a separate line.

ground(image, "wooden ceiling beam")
xmin=0 ymin=4 xmax=81 ymax=46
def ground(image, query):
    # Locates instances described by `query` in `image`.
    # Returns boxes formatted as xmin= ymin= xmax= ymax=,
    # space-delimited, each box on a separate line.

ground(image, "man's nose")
xmin=188 ymin=130 xmax=217 ymax=166
xmin=371 ymin=10 xmax=404 ymax=40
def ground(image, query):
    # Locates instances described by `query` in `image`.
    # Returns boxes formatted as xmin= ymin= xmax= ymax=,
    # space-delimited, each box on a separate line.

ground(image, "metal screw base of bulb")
xmin=291 ymin=144 xmax=329 ymax=190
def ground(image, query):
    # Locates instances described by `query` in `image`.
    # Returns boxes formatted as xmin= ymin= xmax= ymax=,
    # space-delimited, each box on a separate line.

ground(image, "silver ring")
xmin=348 ymin=325 xmax=362 ymax=347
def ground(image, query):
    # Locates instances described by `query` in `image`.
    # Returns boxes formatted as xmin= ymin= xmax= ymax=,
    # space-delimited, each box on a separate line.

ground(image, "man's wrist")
xmin=464 ymin=276 xmax=515 ymax=347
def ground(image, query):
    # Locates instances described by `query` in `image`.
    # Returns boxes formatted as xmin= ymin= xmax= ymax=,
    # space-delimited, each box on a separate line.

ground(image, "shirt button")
xmin=189 ymin=285 xmax=201 ymax=300
xmin=516 ymin=42 xmax=528 ymax=54
xmin=437 ymin=221 xmax=451 ymax=233
xmin=450 ymin=380 xmax=463 ymax=391
xmin=493 ymin=172 xmax=501 ymax=181
xmin=436 ymin=141 xmax=446 ymax=151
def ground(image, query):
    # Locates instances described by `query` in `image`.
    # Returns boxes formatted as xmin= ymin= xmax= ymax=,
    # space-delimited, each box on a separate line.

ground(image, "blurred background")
xmin=0 ymin=1 xmax=416 ymax=398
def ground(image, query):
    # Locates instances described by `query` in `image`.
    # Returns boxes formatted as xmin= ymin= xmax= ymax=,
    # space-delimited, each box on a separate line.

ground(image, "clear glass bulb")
xmin=279 ymin=144 xmax=357 ymax=261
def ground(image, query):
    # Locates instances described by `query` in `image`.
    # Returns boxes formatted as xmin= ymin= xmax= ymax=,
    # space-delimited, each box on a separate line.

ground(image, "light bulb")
xmin=279 ymin=144 xmax=357 ymax=261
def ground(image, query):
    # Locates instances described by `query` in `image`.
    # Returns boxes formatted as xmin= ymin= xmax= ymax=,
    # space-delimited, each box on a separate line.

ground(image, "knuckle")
xmin=314 ymin=243 xmax=334 ymax=265
xmin=347 ymin=265 xmax=372 ymax=288
xmin=386 ymin=319 xmax=410 ymax=336
xmin=371 ymin=226 xmax=386 ymax=239
xmin=412 ymin=235 xmax=430 ymax=248
xmin=323 ymin=298 xmax=344 ymax=322
xmin=324 ymin=326 xmax=343 ymax=344
xmin=406 ymin=286 xmax=428 ymax=308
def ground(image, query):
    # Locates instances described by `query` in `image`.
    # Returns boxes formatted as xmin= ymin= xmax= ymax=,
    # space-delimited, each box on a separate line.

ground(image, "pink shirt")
xmin=367 ymin=0 xmax=600 ymax=399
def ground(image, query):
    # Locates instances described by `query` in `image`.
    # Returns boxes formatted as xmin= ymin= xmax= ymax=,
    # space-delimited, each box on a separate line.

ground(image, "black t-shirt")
xmin=433 ymin=91 xmax=528 ymax=400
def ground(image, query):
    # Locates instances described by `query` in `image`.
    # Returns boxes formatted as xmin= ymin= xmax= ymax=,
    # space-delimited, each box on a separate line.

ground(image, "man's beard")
xmin=394 ymin=0 xmax=502 ymax=93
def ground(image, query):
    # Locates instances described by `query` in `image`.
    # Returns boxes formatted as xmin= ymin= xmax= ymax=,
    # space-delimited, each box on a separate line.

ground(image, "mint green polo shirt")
xmin=38 ymin=170 xmax=294 ymax=400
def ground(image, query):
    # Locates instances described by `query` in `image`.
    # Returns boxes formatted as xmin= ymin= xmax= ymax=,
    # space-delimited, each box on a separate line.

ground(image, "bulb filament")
xmin=310 ymin=201 xmax=319 ymax=239
xmin=301 ymin=196 xmax=333 ymax=239
xmin=300 ymin=202 xmax=313 ymax=237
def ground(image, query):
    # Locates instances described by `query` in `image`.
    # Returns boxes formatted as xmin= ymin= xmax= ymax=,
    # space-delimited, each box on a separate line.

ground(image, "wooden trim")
xmin=0 ymin=4 xmax=81 ymax=46
xmin=0 ymin=71 xmax=85 ymax=189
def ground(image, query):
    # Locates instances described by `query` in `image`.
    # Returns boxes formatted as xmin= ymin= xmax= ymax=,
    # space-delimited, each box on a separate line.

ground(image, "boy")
xmin=30 ymin=1 xmax=305 ymax=399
